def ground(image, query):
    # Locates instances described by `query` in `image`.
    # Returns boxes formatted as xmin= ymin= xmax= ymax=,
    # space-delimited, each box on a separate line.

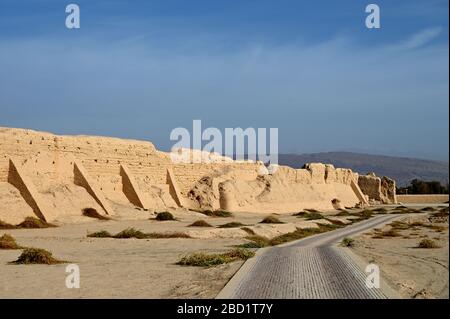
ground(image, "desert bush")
xmin=155 ymin=212 xmax=175 ymax=221
xmin=87 ymin=230 xmax=112 ymax=238
xmin=0 ymin=234 xmax=23 ymax=249
xmin=260 ymin=216 xmax=284 ymax=224
xmin=372 ymin=229 xmax=400 ymax=238
xmin=431 ymin=208 xmax=449 ymax=218
xmin=176 ymin=248 xmax=254 ymax=267
xmin=417 ymin=239 xmax=440 ymax=249
xmin=371 ymin=207 xmax=388 ymax=214
xmin=269 ymin=227 xmax=321 ymax=246
xmin=200 ymin=210 xmax=233 ymax=218
xmin=218 ymin=222 xmax=245 ymax=228
xmin=238 ymin=235 xmax=270 ymax=248
xmin=292 ymin=211 xmax=308 ymax=217
xmin=17 ymin=217 xmax=56 ymax=229
xmin=188 ymin=220 xmax=213 ymax=227
xmin=82 ymin=208 xmax=110 ymax=220
xmin=146 ymin=232 xmax=191 ymax=238
xmin=223 ymin=248 xmax=255 ymax=260
xmin=10 ymin=248 xmax=66 ymax=264
xmin=335 ymin=210 xmax=353 ymax=216
xmin=341 ymin=237 xmax=355 ymax=247
xmin=113 ymin=227 xmax=148 ymax=239
xmin=305 ymin=212 xmax=324 ymax=220
xmin=88 ymin=228 xmax=191 ymax=239
xmin=176 ymin=252 xmax=232 ymax=267
xmin=389 ymin=221 xmax=411 ymax=230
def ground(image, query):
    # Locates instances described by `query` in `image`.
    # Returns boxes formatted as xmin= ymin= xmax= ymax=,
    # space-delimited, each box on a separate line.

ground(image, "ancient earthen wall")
xmin=0 ymin=127 xmax=378 ymax=223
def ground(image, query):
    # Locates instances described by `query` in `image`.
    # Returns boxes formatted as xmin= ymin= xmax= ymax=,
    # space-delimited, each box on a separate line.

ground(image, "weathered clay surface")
xmin=358 ymin=172 xmax=397 ymax=204
xmin=0 ymin=127 xmax=380 ymax=223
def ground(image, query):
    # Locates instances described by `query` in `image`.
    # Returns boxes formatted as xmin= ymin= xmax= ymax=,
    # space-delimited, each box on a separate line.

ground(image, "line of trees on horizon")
xmin=396 ymin=179 xmax=449 ymax=195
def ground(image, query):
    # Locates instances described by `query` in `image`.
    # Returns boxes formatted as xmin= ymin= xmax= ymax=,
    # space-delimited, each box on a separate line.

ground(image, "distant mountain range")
xmin=278 ymin=152 xmax=449 ymax=187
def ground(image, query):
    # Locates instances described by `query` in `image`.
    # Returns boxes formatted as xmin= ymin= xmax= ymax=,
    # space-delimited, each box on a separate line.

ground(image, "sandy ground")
xmin=0 ymin=210 xmax=299 ymax=298
xmin=1 ymin=207 xmax=448 ymax=298
xmin=350 ymin=212 xmax=449 ymax=299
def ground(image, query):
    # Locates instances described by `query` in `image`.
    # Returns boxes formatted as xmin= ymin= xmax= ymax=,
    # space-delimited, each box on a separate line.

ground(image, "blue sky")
xmin=0 ymin=0 xmax=448 ymax=160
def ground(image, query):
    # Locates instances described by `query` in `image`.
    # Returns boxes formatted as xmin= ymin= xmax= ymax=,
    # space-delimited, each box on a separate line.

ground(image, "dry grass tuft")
xmin=372 ymin=228 xmax=401 ymax=239
xmin=17 ymin=217 xmax=56 ymax=229
xmin=417 ymin=239 xmax=440 ymax=249
xmin=341 ymin=237 xmax=355 ymax=247
xmin=188 ymin=220 xmax=213 ymax=227
xmin=260 ymin=215 xmax=284 ymax=224
xmin=87 ymin=230 xmax=113 ymax=238
xmin=0 ymin=234 xmax=23 ymax=249
xmin=146 ymin=232 xmax=191 ymax=239
xmin=113 ymin=227 xmax=148 ymax=239
xmin=155 ymin=212 xmax=175 ymax=221
xmin=218 ymin=222 xmax=245 ymax=228
xmin=9 ymin=248 xmax=66 ymax=264
xmin=201 ymin=210 xmax=233 ymax=218
xmin=176 ymin=248 xmax=254 ymax=267
xmin=88 ymin=228 xmax=190 ymax=239
xmin=238 ymin=235 xmax=270 ymax=248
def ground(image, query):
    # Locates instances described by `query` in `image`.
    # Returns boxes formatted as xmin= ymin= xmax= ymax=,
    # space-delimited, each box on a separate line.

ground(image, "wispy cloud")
xmin=0 ymin=24 xmax=448 ymax=160
xmin=400 ymin=27 xmax=443 ymax=50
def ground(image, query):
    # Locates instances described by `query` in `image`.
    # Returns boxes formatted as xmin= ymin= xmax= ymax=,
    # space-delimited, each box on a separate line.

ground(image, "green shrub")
xmin=10 ymin=248 xmax=66 ymax=264
xmin=155 ymin=212 xmax=175 ymax=221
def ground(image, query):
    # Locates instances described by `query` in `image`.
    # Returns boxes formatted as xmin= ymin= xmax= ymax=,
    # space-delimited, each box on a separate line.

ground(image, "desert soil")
xmin=1 ymin=207 xmax=448 ymax=299
xmin=350 ymin=211 xmax=449 ymax=299
xmin=0 ymin=210 xmax=298 ymax=298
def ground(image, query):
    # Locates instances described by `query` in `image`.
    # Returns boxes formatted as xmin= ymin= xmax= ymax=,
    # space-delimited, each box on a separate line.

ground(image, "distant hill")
xmin=278 ymin=152 xmax=449 ymax=187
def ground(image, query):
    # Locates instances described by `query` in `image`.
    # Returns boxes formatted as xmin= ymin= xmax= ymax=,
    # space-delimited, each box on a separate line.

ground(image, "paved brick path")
xmin=217 ymin=214 xmax=399 ymax=299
